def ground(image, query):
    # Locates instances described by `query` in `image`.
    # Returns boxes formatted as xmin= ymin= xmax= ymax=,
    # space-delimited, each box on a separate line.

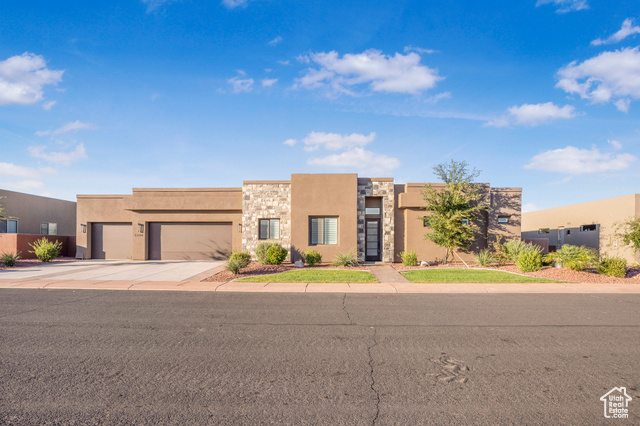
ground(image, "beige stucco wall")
xmin=76 ymin=188 xmax=242 ymax=260
xmin=522 ymin=194 xmax=640 ymax=263
xmin=290 ymin=174 xmax=358 ymax=263
xmin=0 ymin=189 xmax=76 ymax=235
xmin=397 ymin=183 xmax=522 ymax=263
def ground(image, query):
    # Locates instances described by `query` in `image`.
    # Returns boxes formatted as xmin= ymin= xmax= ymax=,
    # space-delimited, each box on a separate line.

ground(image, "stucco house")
xmin=76 ymin=174 xmax=521 ymax=263
xmin=0 ymin=189 xmax=77 ymax=258
xmin=522 ymin=194 xmax=640 ymax=263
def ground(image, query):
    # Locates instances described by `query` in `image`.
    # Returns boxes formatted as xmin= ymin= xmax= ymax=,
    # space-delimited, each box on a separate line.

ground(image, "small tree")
xmin=615 ymin=217 xmax=640 ymax=255
xmin=0 ymin=196 xmax=5 ymax=220
xmin=419 ymin=160 xmax=490 ymax=265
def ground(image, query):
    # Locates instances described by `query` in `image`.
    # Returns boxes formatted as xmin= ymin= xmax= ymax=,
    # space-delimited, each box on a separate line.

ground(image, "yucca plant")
xmin=332 ymin=250 xmax=360 ymax=267
xmin=473 ymin=249 xmax=495 ymax=267
xmin=550 ymin=244 xmax=598 ymax=271
xmin=1 ymin=251 xmax=20 ymax=267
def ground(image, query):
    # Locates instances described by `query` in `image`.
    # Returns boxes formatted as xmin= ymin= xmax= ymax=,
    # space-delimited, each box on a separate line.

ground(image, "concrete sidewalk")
xmin=1 ymin=278 xmax=639 ymax=293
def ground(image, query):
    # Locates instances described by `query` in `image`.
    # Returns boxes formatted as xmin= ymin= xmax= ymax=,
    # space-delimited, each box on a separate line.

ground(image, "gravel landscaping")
xmin=0 ymin=257 xmax=78 ymax=271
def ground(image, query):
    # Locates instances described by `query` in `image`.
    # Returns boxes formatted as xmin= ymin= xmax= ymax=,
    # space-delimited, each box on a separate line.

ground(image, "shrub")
xmin=29 ymin=238 xmax=62 ymax=262
xmin=1 ymin=251 xmax=20 ymax=267
xmin=473 ymin=249 xmax=495 ymax=267
xmin=266 ymin=245 xmax=288 ymax=265
xmin=226 ymin=257 xmax=242 ymax=275
xmin=550 ymin=244 xmax=598 ymax=271
xmin=541 ymin=253 xmax=555 ymax=266
xmin=597 ymin=256 xmax=627 ymax=278
xmin=399 ymin=250 xmax=418 ymax=266
xmin=502 ymin=240 xmax=531 ymax=263
xmin=256 ymin=242 xmax=279 ymax=265
xmin=516 ymin=249 xmax=543 ymax=272
xmin=332 ymin=250 xmax=360 ymax=267
xmin=304 ymin=249 xmax=322 ymax=266
xmin=229 ymin=251 xmax=251 ymax=269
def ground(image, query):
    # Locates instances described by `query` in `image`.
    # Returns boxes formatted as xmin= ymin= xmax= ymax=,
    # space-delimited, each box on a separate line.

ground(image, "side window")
xmin=259 ymin=219 xmax=280 ymax=239
xmin=40 ymin=222 xmax=57 ymax=235
xmin=310 ymin=217 xmax=338 ymax=245
xmin=497 ymin=216 xmax=510 ymax=224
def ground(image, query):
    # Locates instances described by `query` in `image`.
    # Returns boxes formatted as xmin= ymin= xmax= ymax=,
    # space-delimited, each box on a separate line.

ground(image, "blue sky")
xmin=0 ymin=0 xmax=639 ymax=212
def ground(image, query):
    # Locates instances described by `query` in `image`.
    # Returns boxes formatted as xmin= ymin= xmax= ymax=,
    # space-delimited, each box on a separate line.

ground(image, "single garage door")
xmin=91 ymin=223 xmax=132 ymax=260
xmin=148 ymin=222 xmax=232 ymax=260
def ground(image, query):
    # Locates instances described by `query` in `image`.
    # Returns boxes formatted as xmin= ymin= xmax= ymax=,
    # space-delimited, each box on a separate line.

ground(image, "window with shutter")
xmin=259 ymin=219 xmax=280 ymax=239
xmin=309 ymin=217 xmax=338 ymax=245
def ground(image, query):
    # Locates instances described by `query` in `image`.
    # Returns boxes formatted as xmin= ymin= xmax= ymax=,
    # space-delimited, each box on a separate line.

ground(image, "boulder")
xmin=420 ymin=260 xmax=431 ymax=267
xmin=294 ymin=261 xmax=305 ymax=268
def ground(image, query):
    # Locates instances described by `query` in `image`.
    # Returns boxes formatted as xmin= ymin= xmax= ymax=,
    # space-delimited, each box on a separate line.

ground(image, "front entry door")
xmin=366 ymin=219 xmax=381 ymax=261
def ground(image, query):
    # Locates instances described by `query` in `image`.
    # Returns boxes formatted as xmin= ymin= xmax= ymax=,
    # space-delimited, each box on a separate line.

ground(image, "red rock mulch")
xmin=391 ymin=262 xmax=640 ymax=284
xmin=203 ymin=261 xmax=368 ymax=282
xmin=0 ymin=257 xmax=78 ymax=271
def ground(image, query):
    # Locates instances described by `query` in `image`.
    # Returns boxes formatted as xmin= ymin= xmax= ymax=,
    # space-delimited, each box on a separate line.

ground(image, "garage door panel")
xmin=91 ymin=223 xmax=132 ymax=260
xmin=148 ymin=223 xmax=232 ymax=260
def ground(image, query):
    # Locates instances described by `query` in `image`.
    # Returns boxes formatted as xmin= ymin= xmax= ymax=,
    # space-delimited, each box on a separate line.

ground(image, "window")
xmin=461 ymin=218 xmax=470 ymax=225
xmin=497 ymin=216 xmax=510 ymax=224
xmin=423 ymin=218 xmax=430 ymax=227
xmin=259 ymin=219 xmax=280 ymax=239
xmin=538 ymin=228 xmax=550 ymax=234
xmin=365 ymin=207 xmax=380 ymax=215
xmin=40 ymin=222 xmax=57 ymax=235
xmin=1 ymin=219 xmax=18 ymax=233
xmin=580 ymin=224 xmax=596 ymax=232
xmin=310 ymin=217 xmax=337 ymax=245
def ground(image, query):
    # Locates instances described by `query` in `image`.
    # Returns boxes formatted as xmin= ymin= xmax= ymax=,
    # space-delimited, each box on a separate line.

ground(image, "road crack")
xmin=342 ymin=293 xmax=354 ymax=325
xmin=367 ymin=326 xmax=380 ymax=425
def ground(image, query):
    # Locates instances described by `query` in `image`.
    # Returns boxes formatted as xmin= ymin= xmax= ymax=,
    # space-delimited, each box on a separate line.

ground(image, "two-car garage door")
xmin=148 ymin=222 xmax=232 ymax=260
xmin=91 ymin=222 xmax=232 ymax=260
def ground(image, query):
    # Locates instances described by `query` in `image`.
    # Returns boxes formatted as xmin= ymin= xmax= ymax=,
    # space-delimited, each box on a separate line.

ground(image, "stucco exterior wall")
xmin=522 ymin=194 xmax=639 ymax=263
xmin=242 ymin=181 xmax=291 ymax=260
xmin=290 ymin=174 xmax=358 ymax=263
xmin=356 ymin=178 xmax=394 ymax=262
xmin=0 ymin=189 xmax=76 ymax=236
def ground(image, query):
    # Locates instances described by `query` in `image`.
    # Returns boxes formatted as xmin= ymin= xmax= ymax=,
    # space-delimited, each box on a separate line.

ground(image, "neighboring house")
xmin=0 ymin=189 xmax=77 ymax=258
xmin=522 ymin=194 xmax=640 ymax=263
xmin=76 ymin=174 xmax=521 ymax=262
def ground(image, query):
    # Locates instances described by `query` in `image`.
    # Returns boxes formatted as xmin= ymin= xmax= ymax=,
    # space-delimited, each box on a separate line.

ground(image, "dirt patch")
xmin=391 ymin=262 xmax=640 ymax=284
xmin=203 ymin=261 xmax=369 ymax=283
xmin=0 ymin=257 xmax=78 ymax=271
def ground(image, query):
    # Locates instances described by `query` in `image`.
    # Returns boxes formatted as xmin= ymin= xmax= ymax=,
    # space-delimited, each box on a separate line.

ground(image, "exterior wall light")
xmin=137 ymin=223 xmax=144 ymax=234
xmin=238 ymin=223 xmax=242 ymax=233
xmin=80 ymin=224 xmax=87 ymax=233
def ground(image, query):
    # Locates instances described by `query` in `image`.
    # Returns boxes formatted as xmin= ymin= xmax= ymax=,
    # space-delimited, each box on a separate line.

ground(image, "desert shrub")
xmin=332 ymin=250 xmax=360 ymax=267
xmin=550 ymin=244 xmax=598 ymax=271
xmin=304 ymin=249 xmax=322 ymax=266
xmin=516 ymin=249 xmax=543 ymax=272
xmin=1 ymin=251 xmax=20 ymax=267
xmin=502 ymin=240 xmax=531 ymax=263
xmin=492 ymin=235 xmax=510 ymax=265
xmin=541 ymin=253 xmax=555 ymax=266
xmin=226 ymin=257 xmax=242 ymax=275
xmin=399 ymin=250 xmax=418 ymax=266
xmin=29 ymin=238 xmax=62 ymax=262
xmin=473 ymin=249 xmax=495 ymax=267
xmin=256 ymin=241 xmax=279 ymax=265
xmin=597 ymin=256 xmax=627 ymax=278
xmin=229 ymin=251 xmax=251 ymax=269
xmin=266 ymin=245 xmax=288 ymax=265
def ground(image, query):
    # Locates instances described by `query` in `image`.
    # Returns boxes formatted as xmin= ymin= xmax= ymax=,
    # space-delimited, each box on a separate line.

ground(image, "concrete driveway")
xmin=0 ymin=259 xmax=223 ymax=282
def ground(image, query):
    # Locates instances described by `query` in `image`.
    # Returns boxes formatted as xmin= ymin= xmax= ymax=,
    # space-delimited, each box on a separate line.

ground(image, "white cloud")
xmin=302 ymin=131 xmax=376 ymax=151
xmin=0 ymin=180 xmax=45 ymax=192
xmin=308 ymin=147 xmax=400 ymax=174
xmin=268 ymin=36 xmax=283 ymax=46
xmin=608 ymin=139 xmax=623 ymax=150
xmin=556 ymin=47 xmax=640 ymax=110
xmin=536 ymin=0 xmax=588 ymax=13
xmin=36 ymin=120 xmax=94 ymax=136
xmin=0 ymin=53 xmax=63 ymax=106
xmin=486 ymin=102 xmax=576 ymax=127
xmin=525 ymin=145 xmax=637 ymax=174
xmin=424 ymin=92 xmax=451 ymax=104
xmin=295 ymin=49 xmax=443 ymax=95
xmin=283 ymin=138 xmax=297 ymax=146
xmin=522 ymin=203 xmax=539 ymax=213
xmin=261 ymin=78 xmax=278 ymax=87
xmin=28 ymin=143 xmax=87 ymax=167
xmin=0 ymin=162 xmax=41 ymax=179
xmin=615 ymin=98 xmax=631 ymax=113
xmin=142 ymin=0 xmax=180 ymax=12
xmin=404 ymin=46 xmax=437 ymax=55
xmin=227 ymin=76 xmax=254 ymax=93
xmin=42 ymin=100 xmax=56 ymax=111
xmin=222 ymin=0 xmax=248 ymax=8
xmin=277 ymin=60 xmax=290 ymax=66
xmin=591 ymin=19 xmax=640 ymax=46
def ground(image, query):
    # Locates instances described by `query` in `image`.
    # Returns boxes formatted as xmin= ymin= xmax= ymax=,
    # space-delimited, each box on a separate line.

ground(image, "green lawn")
xmin=401 ymin=269 xmax=564 ymax=283
xmin=236 ymin=269 xmax=378 ymax=283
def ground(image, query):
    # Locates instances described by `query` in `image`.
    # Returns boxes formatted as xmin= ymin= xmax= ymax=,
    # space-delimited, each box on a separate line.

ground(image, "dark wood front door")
xmin=365 ymin=219 xmax=381 ymax=261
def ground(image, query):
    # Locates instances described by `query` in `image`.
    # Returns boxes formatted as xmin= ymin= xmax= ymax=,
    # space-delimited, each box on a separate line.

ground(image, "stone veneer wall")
xmin=357 ymin=179 xmax=395 ymax=262
xmin=242 ymin=183 xmax=291 ymax=260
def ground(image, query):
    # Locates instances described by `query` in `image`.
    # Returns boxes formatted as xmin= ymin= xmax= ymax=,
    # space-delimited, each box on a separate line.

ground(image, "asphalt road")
xmin=0 ymin=290 xmax=638 ymax=425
